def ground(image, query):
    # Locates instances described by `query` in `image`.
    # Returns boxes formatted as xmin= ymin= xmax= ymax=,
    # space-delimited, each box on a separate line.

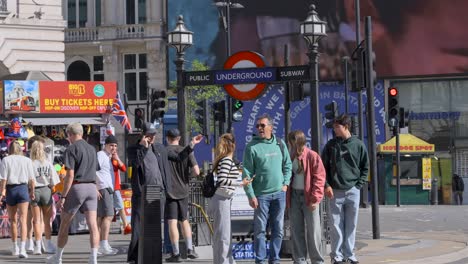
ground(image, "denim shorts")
xmin=6 ymin=184 xmax=29 ymax=206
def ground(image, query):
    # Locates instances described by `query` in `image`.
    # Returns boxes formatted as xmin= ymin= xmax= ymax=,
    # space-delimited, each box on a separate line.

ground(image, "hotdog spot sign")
xmin=183 ymin=50 xmax=310 ymax=101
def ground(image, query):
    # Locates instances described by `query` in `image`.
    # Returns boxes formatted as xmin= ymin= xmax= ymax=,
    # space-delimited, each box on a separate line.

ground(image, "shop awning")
xmin=378 ymin=134 xmax=435 ymax=154
xmin=23 ymin=117 xmax=107 ymax=126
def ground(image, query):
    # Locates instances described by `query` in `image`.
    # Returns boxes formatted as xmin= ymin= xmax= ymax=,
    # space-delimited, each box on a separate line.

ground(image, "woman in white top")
xmin=30 ymin=140 xmax=60 ymax=255
xmin=208 ymin=133 xmax=252 ymax=264
xmin=0 ymin=141 xmax=35 ymax=258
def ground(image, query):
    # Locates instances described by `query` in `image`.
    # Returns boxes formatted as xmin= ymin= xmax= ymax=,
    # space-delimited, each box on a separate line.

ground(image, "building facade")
xmin=0 ymin=0 xmax=66 ymax=80
xmin=63 ymin=0 xmax=167 ymax=130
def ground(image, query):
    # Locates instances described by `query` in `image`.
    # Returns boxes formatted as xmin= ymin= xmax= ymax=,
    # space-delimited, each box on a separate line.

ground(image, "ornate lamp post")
xmin=167 ymin=15 xmax=193 ymax=145
xmin=300 ymin=4 xmax=327 ymax=153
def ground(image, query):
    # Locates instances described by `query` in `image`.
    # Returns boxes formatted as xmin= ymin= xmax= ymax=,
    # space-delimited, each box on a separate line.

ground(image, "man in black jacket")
xmin=452 ymin=174 xmax=465 ymax=205
xmin=126 ymin=122 xmax=203 ymax=263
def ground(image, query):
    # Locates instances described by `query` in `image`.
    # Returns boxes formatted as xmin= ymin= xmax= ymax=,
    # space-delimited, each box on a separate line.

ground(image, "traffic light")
xmin=231 ymin=100 xmax=244 ymax=122
xmin=195 ymin=99 xmax=209 ymax=136
xmin=213 ymin=100 xmax=226 ymax=122
xmin=324 ymin=101 xmax=338 ymax=128
xmin=350 ymin=47 xmax=365 ymax=92
xmin=289 ymin=82 xmax=311 ymax=101
xmin=399 ymin=107 xmax=409 ymax=128
xmin=367 ymin=50 xmax=377 ymax=88
xmin=387 ymin=87 xmax=399 ymax=127
xmin=151 ymin=90 xmax=166 ymax=121
xmin=134 ymin=108 xmax=145 ymax=130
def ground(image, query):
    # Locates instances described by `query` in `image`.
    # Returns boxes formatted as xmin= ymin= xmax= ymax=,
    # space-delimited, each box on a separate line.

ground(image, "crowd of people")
xmin=0 ymin=113 xmax=369 ymax=264
xmin=0 ymin=122 xmax=131 ymax=263
xmin=208 ymin=113 xmax=368 ymax=264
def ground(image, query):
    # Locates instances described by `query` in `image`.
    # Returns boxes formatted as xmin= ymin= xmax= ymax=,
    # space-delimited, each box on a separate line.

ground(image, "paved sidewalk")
xmin=0 ymin=230 xmax=467 ymax=263
xmin=1 ymin=206 xmax=468 ymax=263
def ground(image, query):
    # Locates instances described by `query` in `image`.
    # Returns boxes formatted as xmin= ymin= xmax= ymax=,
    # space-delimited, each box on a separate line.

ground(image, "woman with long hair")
xmin=287 ymin=130 xmax=326 ymax=264
xmin=208 ymin=133 xmax=252 ymax=264
xmin=30 ymin=140 xmax=60 ymax=255
xmin=0 ymin=141 xmax=35 ymax=258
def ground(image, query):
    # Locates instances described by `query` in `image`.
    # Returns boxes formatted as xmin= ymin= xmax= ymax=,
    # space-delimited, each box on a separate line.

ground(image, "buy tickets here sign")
xmin=39 ymin=81 xmax=117 ymax=114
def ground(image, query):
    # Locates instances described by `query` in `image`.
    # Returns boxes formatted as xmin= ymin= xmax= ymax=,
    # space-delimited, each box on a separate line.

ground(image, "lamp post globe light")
xmin=301 ymin=4 xmax=327 ymax=153
xmin=168 ymin=15 xmax=193 ymax=145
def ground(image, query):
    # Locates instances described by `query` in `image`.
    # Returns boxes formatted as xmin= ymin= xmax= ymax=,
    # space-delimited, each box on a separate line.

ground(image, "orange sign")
xmin=121 ymin=189 xmax=132 ymax=222
xmin=39 ymin=81 xmax=117 ymax=114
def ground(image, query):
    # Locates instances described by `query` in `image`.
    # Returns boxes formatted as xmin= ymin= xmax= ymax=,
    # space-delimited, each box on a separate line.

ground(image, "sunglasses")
xmin=256 ymin=123 xmax=268 ymax=129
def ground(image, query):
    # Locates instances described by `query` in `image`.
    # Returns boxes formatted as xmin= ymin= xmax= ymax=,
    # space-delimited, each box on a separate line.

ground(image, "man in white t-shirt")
xmin=96 ymin=135 xmax=118 ymax=255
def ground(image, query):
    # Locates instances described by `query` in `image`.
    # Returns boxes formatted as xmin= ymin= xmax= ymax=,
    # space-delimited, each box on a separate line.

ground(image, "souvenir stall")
xmin=0 ymin=80 xmax=119 ymax=237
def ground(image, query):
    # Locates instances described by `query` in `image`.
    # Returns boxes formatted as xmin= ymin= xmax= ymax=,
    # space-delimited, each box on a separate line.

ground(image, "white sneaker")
xmin=11 ymin=243 xmax=19 ymax=256
xmin=46 ymin=254 xmax=62 ymax=264
xmin=98 ymin=245 xmax=118 ymax=255
xmin=26 ymin=239 xmax=34 ymax=253
xmin=33 ymin=242 xmax=42 ymax=255
xmin=44 ymin=239 xmax=57 ymax=254
xmin=19 ymin=247 xmax=28 ymax=258
xmin=88 ymin=256 xmax=98 ymax=264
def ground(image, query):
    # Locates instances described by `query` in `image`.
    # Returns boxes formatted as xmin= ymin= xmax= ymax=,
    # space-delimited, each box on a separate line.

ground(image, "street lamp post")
xmin=301 ymin=4 xmax=327 ymax=153
xmin=214 ymin=1 xmax=244 ymax=133
xmin=168 ymin=15 xmax=193 ymax=145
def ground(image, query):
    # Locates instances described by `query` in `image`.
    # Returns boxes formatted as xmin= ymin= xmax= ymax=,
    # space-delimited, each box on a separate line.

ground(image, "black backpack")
xmin=201 ymin=171 xmax=218 ymax=198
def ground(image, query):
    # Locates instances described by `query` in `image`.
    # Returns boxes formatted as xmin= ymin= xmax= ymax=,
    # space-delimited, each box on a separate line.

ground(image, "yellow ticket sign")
xmin=422 ymin=158 xmax=432 ymax=190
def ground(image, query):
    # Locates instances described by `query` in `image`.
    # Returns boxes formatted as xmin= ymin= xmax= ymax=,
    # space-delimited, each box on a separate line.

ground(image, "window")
xmin=93 ymin=56 xmax=104 ymax=81
xmin=95 ymin=0 xmax=101 ymax=27
xmin=124 ymin=54 xmax=147 ymax=101
xmin=67 ymin=0 xmax=87 ymax=28
xmin=125 ymin=0 xmax=146 ymax=24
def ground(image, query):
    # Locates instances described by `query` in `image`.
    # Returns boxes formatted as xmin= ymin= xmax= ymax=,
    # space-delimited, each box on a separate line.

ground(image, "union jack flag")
xmin=111 ymin=92 xmax=132 ymax=131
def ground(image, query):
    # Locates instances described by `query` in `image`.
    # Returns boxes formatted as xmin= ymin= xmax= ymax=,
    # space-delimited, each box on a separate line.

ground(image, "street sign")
xmin=184 ymin=65 xmax=311 ymax=86
xmin=277 ymin=65 xmax=310 ymax=81
xmin=223 ymin=51 xmax=268 ymax=101
xmin=182 ymin=51 xmax=312 ymax=101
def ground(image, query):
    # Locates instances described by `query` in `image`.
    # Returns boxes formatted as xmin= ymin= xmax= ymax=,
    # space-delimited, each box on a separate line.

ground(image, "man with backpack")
xmin=242 ymin=114 xmax=292 ymax=264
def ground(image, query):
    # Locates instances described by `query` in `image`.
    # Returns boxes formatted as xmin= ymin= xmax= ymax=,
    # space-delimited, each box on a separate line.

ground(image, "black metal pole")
xmin=343 ymin=57 xmax=350 ymax=114
xmin=355 ymin=0 xmax=369 ymax=208
xmin=396 ymin=128 xmax=401 ymax=207
xmin=284 ymin=45 xmax=291 ymax=137
xmin=308 ymin=43 xmax=321 ymax=153
xmin=175 ymin=53 xmax=187 ymax=145
xmin=355 ymin=0 xmax=364 ymax=142
xmin=365 ymin=16 xmax=380 ymax=239
xmin=225 ymin=0 xmax=233 ymax=133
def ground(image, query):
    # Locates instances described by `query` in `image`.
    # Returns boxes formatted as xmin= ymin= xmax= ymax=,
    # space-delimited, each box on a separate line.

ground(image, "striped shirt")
xmin=215 ymin=157 xmax=241 ymax=198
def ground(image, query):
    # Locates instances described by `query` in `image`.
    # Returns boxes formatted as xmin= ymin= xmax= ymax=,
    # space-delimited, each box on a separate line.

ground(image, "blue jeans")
xmin=289 ymin=189 xmax=324 ymax=264
xmin=328 ymin=186 xmax=360 ymax=262
xmin=254 ymin=191 xmax=286 ymax=264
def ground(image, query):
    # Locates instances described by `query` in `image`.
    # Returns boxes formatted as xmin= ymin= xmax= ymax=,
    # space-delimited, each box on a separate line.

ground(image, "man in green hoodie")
xmin=242 ymin=114 xmax=292 ymax=264
xmin=322 ymin=114 xmax=369 ymax=264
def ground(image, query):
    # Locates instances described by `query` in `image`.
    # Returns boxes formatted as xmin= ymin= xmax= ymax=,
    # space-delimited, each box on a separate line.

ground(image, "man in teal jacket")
xmin=322 ymin=114 xmax=369 ymax=264
xmin=243 ymin=114 xmax=292 ymax=264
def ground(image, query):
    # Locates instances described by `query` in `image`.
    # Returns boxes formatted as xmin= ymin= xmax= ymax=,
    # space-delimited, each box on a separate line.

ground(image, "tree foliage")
xmin=168 ymin=60 xmax=225 ymax=135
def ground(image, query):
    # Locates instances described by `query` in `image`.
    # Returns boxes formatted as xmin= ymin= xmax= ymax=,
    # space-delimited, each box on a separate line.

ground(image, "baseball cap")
xmin=166 ymin=128 xmax=180 ymax=138
xmin=105 ymin=135 xmax=118 ymax=145
xmin=142 ymin=122 xmax=157 ymax=135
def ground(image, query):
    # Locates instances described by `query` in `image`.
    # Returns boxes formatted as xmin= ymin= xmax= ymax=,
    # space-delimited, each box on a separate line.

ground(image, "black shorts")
xmin=164 ymin=196 xmax=189 ymax=221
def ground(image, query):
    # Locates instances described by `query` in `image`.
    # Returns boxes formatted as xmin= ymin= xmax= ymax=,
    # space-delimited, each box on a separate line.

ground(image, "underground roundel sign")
xmin=223 ymin=51 xmax=268 ymax=101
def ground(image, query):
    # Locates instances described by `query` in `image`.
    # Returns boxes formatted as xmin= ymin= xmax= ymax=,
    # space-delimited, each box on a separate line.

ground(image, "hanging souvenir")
xmin=6 ymin=118 xmax=22 ymax=138
xmin=0 ymin=128 xmax=5 ymax=140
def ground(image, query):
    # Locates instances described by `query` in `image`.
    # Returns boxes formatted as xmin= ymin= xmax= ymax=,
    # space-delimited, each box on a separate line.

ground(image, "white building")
xmin=0 ymin=0 xmax=66 ymax=80
xmin=0 ymin=0 xmax=167 ymax=130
